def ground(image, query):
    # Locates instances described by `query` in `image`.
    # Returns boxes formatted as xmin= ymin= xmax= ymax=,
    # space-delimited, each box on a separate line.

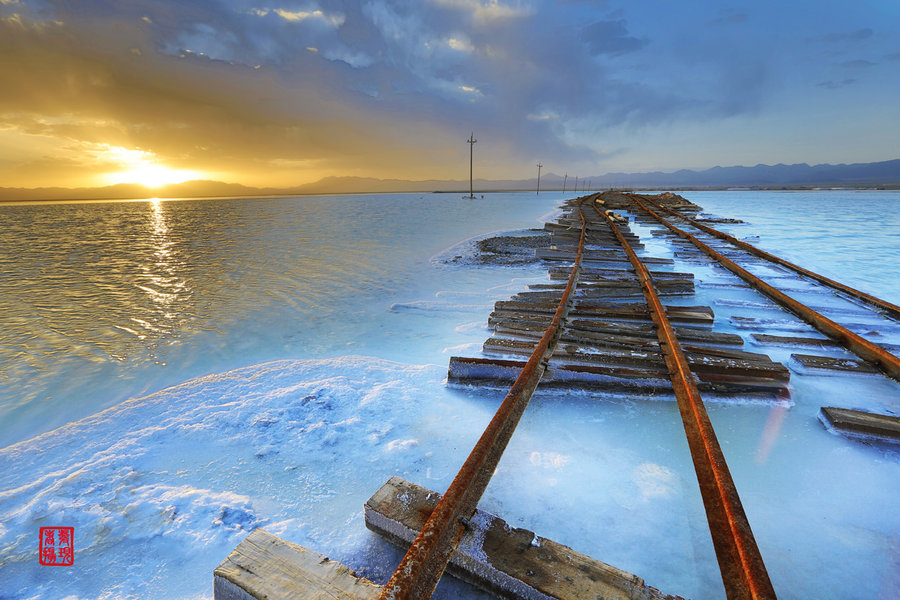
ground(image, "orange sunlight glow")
xmin=107 ymin=164 xmax=204 ymax=188
xmin=99 ymin=145 xmax=205 ymax=188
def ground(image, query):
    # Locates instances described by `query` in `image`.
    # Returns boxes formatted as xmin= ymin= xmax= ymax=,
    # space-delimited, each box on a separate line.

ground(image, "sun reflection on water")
xmin=137 ymin=199 xmax=190 ymax=345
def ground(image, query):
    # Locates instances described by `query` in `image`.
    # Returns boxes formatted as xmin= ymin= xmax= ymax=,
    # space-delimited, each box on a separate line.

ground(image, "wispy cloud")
xmin=817 ymin=78 xmax=857 ymax=89
xmin=840 ymin=59 xmax=876 ymax=69
xmin=271 ymin=8 xmax=345 ymax=26
xmin=708 ymin=10 xmax=747 ymax=26
xmin=811 ymin=28 xmax=874 ymax=44
xmin=429 ymin=0 xmax=534 ymax=23
xmin=580 ymin=19 xmax=647 ymax=56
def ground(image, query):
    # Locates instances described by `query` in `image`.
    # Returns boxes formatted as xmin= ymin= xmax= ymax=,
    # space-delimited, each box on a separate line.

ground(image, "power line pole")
xmin=466 ymin=132 xmax=477 ymax=199
xmin=562 ymin=172 xmax=567 ymax=194
xmin=536 ymin=162 xmax=542 ymax=195
xmin=574 ymin=175 xmax=578 ymax=195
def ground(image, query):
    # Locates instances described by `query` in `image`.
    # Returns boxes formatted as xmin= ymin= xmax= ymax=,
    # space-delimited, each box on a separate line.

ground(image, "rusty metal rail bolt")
xmin=592 ymin=201 xmax=777 ymax=600
xmin=639 ymin=195 xmax=900 ymax=321
xmin=625 ymin=194 xmax=900 ymax=382
xmin=377 ymin=199 xmax=589 ymax=600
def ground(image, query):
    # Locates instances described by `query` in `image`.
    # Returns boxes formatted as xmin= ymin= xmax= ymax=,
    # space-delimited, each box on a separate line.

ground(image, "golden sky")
xmin=1 ymin=1 xmax=898 ymax=190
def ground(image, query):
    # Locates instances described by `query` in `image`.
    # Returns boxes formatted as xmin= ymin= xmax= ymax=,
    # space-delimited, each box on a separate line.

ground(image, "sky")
xmin=1 ymin=0 xmax=899 ymax=189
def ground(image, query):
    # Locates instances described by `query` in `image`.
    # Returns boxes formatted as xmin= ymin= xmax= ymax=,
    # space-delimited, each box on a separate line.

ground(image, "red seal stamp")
xmin=39 ymin=527 xmax=74 ymax=566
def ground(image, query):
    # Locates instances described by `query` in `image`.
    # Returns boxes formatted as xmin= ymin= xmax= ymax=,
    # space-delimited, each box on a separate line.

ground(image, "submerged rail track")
xmin=385 ymin=195 xmax=786 ymax=599
xmin=377 ymin=199 xmax=590 ymax=600
xmin=618 ymin=193 xmax=900 ymax=382
xmin=591 ymin=200 xmax=776 ymax=600
xmin=638 ymin=194 xmax=900 ymax=321
xmin=450 ymin=200 xmax=790 ymax=397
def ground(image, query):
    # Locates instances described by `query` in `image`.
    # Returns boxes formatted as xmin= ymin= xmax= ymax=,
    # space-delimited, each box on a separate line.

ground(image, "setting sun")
xmin=107 ymin=164 xmax=204 ymax=188
xmin=98 ymin=145 xmax=205 ymax=188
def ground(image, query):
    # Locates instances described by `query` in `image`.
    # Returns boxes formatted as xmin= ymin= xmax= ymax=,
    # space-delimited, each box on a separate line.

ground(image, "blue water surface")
xmin=0 ymin=192 xmax=560 ymax=446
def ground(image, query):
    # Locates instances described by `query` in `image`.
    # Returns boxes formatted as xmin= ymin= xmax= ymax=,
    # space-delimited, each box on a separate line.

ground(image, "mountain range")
xmin=2 ymin=159 xmax=897 ymax=202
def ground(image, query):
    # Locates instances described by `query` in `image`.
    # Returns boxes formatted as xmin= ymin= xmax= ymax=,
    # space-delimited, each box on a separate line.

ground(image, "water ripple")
xmin=0 ymin=193 xmax=558 ymax=446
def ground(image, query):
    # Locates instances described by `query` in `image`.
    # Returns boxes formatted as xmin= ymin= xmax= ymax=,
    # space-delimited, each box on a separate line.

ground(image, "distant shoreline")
xmin=430 ymin=184 xmax=900 ymax=193
xmin=2 ymin=157 xmax=899 ymax=202
xmin=2 ymin=184 xmax=899 ymax=204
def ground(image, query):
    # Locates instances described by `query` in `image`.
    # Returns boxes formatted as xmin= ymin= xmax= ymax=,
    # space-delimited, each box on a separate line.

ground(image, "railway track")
xmin=450 ymin=198 xmax=790 ymax=398
xmin=216 ymin=191 xmax=900 ymax=600
xmin=636 ymin=194 xmax=900 ymax=321
xmin=589 ymin=199 xmax=775 ymax=600
xmin=377 ymin=198 xmax=591 ymax=600
xmin=381 ymin=196 xmax=785 ymax=599
xmin=608 ymin=192 xmax=900 ymax=382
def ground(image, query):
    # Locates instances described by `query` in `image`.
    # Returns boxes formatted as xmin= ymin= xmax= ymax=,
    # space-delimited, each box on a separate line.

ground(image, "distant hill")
xmin=1 ymin=159 xmax=898 ymax=202
xmin=590 ymin=159 xmax=900 ymax=188
xmin=0 ymin=180 xmax=272 ymax=202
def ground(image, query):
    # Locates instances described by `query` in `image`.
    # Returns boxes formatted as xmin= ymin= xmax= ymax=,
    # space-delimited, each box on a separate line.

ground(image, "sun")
xmin=109 ymin=164 xmax=203 ymax=188
xmin=98 ymin=145 xmax=205 ymax=188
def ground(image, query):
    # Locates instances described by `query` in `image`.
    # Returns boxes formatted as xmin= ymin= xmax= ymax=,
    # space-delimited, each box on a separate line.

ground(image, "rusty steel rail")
xmin=592 ymin=201 xmax=777 ymax=600
xmin=625 ymin=194 xmax=900 ymax=382
xmin=639 ymin=195 xmax=900 ymax=321
xmin=378 ymin=199 xmax=589 ymax=600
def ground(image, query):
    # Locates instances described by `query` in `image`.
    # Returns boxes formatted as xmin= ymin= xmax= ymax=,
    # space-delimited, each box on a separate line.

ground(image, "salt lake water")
xmin=0 ymin=190 xmax=898 ymax=599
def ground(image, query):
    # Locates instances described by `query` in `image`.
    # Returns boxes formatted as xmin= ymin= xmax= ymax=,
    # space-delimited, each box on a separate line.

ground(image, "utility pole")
xmin=466 ymin=133 xmax=477 ymax=199
xmin=562 ymin=173 xmax=567 ymax=194
xmin=536 ymin=163 xmax=542 ymax=195
xmin=574 ymin=176 xmax=578 ymax=195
